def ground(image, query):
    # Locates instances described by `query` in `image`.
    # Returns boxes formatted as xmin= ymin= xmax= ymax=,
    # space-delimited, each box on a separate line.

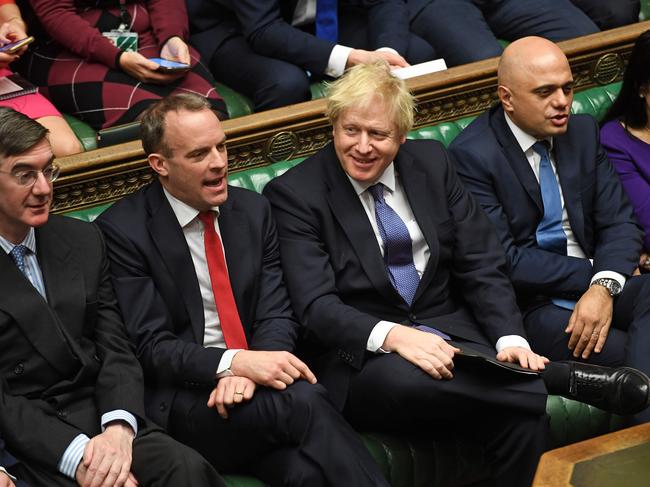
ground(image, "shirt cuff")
xmin=101 ymin=410 xmax=138 ymax=436
xmin=367 ymin=321 xmax=400 ymax=352
xmin=216 ymin=349 xmax=243 ymax=376
xmin=590 ymin=270 xmax=626 ymax=290
xmin=325 ymin=44 xmax=353 ymax=78
xmin=0 ymin=467 xmax=16 ymax=481
xmin=495 ymin=335 xmax=531 ymax=353
xmin=58 ymin=433 xmax=90 ymax=479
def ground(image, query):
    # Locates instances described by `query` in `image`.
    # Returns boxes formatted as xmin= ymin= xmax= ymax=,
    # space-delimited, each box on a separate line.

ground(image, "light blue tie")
xmin=315 ymin=0 xmax=338 ymax=42
xmin=9 ymin=244 xmax=28 ymax=275
xmin=369 ymin=184 xmax=420 ymax=306
xmin=532 ymin=142 xmax=575 ymax=310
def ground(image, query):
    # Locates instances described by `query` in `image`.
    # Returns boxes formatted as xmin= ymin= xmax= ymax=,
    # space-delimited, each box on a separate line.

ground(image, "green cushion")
xmin=215 ymin=82 xmax=254 ymax=119
xmin=641 ymin=0 xmax=650 ymax=21
xmin=63 ymin=114 xmax=96 ymax=152
xmin=310 ymin=81 xmax=329 ymax=100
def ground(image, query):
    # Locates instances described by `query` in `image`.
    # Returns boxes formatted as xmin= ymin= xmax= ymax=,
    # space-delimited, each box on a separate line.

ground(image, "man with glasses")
xmin=0 ymin=107 xmax=225 ymax=487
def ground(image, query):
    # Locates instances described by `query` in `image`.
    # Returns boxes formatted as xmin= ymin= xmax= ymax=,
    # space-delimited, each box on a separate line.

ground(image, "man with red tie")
xmin=96 ymin=93 xmax=388 ymax=486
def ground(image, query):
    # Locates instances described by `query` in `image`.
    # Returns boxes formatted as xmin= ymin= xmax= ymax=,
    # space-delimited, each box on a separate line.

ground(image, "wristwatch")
xmin=591 ymin=277 xmax=622 ymax=297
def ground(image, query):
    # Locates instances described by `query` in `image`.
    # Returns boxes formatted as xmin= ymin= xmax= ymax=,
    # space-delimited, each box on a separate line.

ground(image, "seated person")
xmin=96 ymin=93 xmax=389 ymax=486
xmin=0 ymin=0 xmax=80 ymax=156
xmin=15 ymin=0 xmax=226 ymax=130
xmin=570 ymin=0 xmax=640 ymax=30
xmin=263 ymin=62 xmax=650 ymax=486
xmin=408 ymin=0 xmax=598 ymax=66
xmin=0 ymin=107 xmax=224 ymax=487
xmin=450 ymin=37 xmax=650 ymax=423
xmin=187 ymin=0 xmax=435 ymax=111
xmin=601 ymin=29 xmax=650 ymax=274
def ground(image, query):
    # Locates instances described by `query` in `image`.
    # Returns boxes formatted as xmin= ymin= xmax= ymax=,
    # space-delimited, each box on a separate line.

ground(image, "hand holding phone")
xmin=148 ymin=57 xmax=190 ymax=72
xmin=0 ymin=36 xmax=34 ymax=55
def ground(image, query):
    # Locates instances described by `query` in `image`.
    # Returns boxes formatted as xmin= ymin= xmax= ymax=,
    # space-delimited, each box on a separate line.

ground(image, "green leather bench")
xmin=61 ymin=82 xmax=628 ymax=486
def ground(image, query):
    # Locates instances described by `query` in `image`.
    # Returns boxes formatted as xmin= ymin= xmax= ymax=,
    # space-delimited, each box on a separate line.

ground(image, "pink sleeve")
xmin=29 ymin=0 xmax=122 ymax=69
xmin=147 ymin=0 xmax=188 ymax=48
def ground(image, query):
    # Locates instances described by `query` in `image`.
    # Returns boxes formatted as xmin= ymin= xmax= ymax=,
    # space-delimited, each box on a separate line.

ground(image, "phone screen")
xmin=0 ymin=37 xmax=35 ymax=54
xmin=149 ymin=58 xmax=190 ymax=71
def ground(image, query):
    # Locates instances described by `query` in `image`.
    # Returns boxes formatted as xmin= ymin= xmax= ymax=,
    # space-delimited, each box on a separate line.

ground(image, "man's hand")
xmin=382 ymin=325 xmax=460 ymax=379
xmin=76 ymin=423 xmax=137 ymax=487
xmin=347 ymin=49 xmax=409 ymax=70
xmin=566 ymin=284 xmax=613 ymax=359
xmin=118 ymin=51 xmax=185 ymax=84
xmin=496 ymin=347 xmax=548 ymax=371
xmin=230 ymin=350 xmax=317 ymax=389
xmin=0 ymin=471 xmax=15 ymax=487
xmin=639 ymin=251 xmax=650 ymax=274
xmin=207 ymin=376 xmax=256 ymax=419
xmin=160 ymin=36 xmax=191 ymax=65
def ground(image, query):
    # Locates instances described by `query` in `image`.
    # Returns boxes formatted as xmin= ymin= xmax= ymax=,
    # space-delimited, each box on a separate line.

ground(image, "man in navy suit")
xmin=97 ymin=93 xmax=389 ymax=486
xmin=187 ymin=0 xmax=434 ymax=111
xmin=407 ymin=0 xmax=598 ymax=66
xmin=450 ymin=36 xmax=650 ymax=423
xmin=570 ymin=0 xmax=640 ymax=30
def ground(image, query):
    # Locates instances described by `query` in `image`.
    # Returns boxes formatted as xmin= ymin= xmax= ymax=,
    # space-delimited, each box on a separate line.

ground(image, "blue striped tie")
xmin=533 ymin=142 xmax=575 ymax=310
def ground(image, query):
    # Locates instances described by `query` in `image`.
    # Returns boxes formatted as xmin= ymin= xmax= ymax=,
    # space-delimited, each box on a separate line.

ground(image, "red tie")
xmin=198 ymin=211 xmax=248 ymax=349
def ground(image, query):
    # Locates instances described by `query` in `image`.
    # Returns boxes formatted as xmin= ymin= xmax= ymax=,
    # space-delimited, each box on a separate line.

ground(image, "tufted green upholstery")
xmin=62 ymin=114 xmax=97 ymax=152
xmin=62 ymin=82 xmax=631 ymax=486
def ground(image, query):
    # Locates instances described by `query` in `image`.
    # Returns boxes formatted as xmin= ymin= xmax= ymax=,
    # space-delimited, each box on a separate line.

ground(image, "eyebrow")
xmin=11 ymin=156 xmax=56 ymax=171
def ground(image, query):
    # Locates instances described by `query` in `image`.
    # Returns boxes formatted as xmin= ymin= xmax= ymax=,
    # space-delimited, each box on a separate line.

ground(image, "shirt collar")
xmin=504 ymin=112 xmax=554 ymax=153
xmin=0 ymin=227 xmax=36 ymax=255
xmin=346 ymin=162 xmax=397 ymax=196
xmin=163 ymin=187 xmax=220 ymax=228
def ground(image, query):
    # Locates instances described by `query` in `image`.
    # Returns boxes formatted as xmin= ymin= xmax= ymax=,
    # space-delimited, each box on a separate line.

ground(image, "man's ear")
xmin=148 ymin=153 xmax=168 ymax=177
xmin=498 ymin=85 xmax=513 ymax=113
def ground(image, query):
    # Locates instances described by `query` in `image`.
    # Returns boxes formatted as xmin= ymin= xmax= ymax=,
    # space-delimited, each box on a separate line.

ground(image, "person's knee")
xmin=255 ymin=69 xmax=310 ymax=110
xmin=51 ymin=135 xmax=83 ymax=157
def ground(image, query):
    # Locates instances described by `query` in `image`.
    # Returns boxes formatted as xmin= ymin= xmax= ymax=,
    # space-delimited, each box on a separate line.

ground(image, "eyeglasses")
xmin=0 ymin=164 xmax=60 ymax=186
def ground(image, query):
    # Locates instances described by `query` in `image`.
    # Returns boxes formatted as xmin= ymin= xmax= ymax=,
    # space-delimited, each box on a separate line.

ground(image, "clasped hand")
xmin=118 ymin=36 xmax=190 ymax=85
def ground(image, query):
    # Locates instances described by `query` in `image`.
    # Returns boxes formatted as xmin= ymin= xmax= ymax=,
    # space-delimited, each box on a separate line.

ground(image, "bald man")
xmin=450 ymin=37 xmax=650 ymax=423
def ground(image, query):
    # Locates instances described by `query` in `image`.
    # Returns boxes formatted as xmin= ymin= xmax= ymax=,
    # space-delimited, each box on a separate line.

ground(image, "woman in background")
xmin=0 ymin=0 xmax=80 ymax=156
xmin=16 ymin=0 xmax=226 ymax=130
xmin=601 ymin=29 xmax=650 ymax=273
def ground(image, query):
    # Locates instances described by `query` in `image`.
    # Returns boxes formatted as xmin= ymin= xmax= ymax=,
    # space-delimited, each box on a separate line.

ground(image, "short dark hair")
xmin=603 ymin=30 xmax=650 ymax=129
xmin=0 ymin=107 xmax=48 ymax=161
xmin=140 ymin=93 xmax=213 ymax=157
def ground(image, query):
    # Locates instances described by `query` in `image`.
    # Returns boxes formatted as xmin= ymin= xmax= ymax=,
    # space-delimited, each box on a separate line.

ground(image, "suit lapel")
xmin=146 ymin=183 xmax=205 ymax=344
xmin=395 ymin=151 xmax=440 ymax=304
xmin=491 ymin=108 xmax=543 ymax=212
xmin=0 ymin=227 xmax=80 ymax=376
xmin=554 ymin=136 xmax=587 ymax=249
xmin=323 ymin=149 xmax=401 ymax=304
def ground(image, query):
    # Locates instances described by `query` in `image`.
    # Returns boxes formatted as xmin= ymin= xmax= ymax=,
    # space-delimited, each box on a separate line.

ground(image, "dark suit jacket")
xmin=450 ymin=105 xmax=643 ymax=308
xmin=188 ymin=0 xmax=411 ymax=77
xmin=96 ymin=180 xmax=300 ymax=428
xmin=0 ymin=216 xmax=145 ymax=474
xmin=263 ymin=140 xmax=528 ymax=407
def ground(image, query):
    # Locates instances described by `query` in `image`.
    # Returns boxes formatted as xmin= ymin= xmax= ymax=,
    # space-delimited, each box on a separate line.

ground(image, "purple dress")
xmin=601 ymin=119 xmax=650 ymax=250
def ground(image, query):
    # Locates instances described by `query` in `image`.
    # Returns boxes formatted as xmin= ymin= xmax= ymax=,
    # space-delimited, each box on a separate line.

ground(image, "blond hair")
xmin=325 ymin=62 xmax=415 ymax=136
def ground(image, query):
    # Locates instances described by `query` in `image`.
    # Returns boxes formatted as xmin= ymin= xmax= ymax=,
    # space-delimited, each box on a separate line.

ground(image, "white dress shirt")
xmin=504 ymin=114 xmax=626 ymax=290
xmin=348 ymin=164 xmax=530 ymax=353
xmin=163 ymin=189 xmax=242 ymax=374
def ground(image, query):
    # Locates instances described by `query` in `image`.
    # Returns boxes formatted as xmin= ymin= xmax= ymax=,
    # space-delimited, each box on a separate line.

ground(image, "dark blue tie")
xmin=532 ymin=142 xmax=575 ymax=310
xmin=315 ymin=0 xmax=338 ymax=42
xmin=9 ymin=244 xmax=28 ymax=275
xmin=369 ymin=184 xmax=420 ymax=305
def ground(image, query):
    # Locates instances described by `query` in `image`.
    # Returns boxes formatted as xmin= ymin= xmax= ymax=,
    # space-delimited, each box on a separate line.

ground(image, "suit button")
xmin=159 ymin=402 xmax=167 ymax=412
xmin=93 ymin=354 xmax=101 ymax=363
xmin=13 ymin=363 xmax=24 ymax=375
xmin=57 ymin=410 xmax=67 ymax=418
xmin=410 ymin=314 xmax=417 ymax=321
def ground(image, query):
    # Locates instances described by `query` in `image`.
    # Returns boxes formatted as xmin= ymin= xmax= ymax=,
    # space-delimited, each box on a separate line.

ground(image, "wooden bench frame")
xmin=52 ymin=21 xmax=650 ymax=214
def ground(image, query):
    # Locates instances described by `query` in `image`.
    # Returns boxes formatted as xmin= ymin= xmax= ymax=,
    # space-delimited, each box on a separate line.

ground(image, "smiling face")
xmin=498 ymin=38 xmax=574 ymax=139
xmin=149 ymin=108 xmax=228 ymax=210
xmin=332 ymin=98 xmax=406 ymax=184
xmin=0 ymin=138 xmax=54 ymax=243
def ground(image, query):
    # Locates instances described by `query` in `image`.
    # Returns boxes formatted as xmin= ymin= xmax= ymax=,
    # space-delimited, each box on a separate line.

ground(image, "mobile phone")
xmin=149 ymin=58 xmax=190 ymax=72
xmin=0 ymin=36 xmax=35 ymax=54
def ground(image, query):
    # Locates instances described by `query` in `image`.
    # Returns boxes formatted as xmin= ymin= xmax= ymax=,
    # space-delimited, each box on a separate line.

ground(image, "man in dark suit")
xmin=97 ymin=93 xmax=389 ymax=486
xmin=187 ymin=0 xmax=434 ymax=111
xmin=570 ymin=0 xmax=640 ymax=30
xmin=0 ymin=107 xmax=225 ymax=487
xmin=450 ymin=36 xmax=650 ymax=423
xmin=263 ymin=61 xmax=650 ymax=486
xmin=407 ymin=0 xmax=598 ymax=66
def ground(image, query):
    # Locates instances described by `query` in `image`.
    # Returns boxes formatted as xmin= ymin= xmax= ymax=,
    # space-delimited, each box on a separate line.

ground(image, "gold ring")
xmin=234 ymin=392 xmax=244 ymax=395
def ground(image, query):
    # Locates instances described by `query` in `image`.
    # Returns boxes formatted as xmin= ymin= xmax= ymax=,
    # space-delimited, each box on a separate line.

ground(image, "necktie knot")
xmin=532 ymin=141 xmax=550 ymax=158
xmin=198 ymin=210 xmax=215 ymax=229
xmin=9 ymin=244 xmax=28 ymax=273
xmin=368 ymin=184 xmax=385 ymax=204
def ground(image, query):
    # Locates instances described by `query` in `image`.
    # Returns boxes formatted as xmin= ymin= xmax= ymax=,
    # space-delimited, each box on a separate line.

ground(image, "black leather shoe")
xmin=565 ymin=362 xmax=650 ymax=415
